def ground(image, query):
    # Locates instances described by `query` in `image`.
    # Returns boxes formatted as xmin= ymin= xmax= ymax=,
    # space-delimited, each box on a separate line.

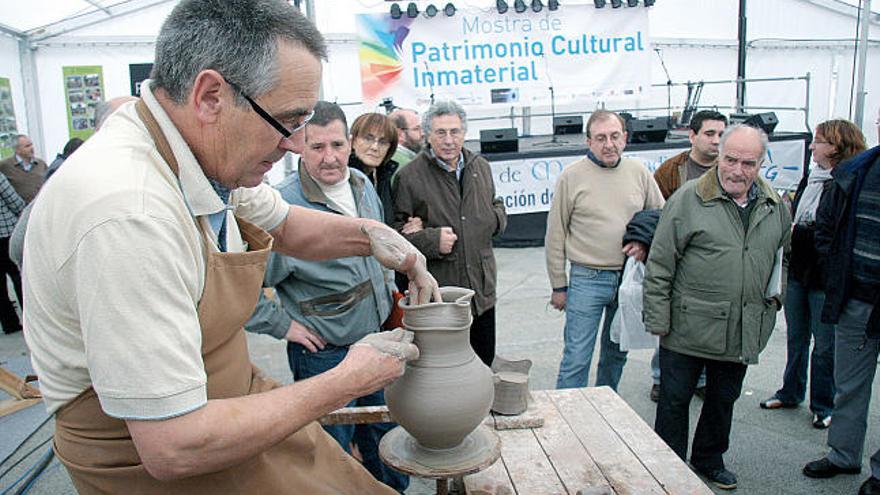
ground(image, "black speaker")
xmin=626 ymin=117 xmax=668 ymax=143
xmin=553 ymin=116 xmax=583 ymax=135
xmin=744 ymin=112 xmax=778 ymax=135
xmin=480 ymin=128 xmax=518 ymax=154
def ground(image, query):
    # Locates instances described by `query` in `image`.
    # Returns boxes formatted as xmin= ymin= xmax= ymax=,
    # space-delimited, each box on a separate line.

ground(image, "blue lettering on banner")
xmin=531 ymin=159 xmax=565 ymax=181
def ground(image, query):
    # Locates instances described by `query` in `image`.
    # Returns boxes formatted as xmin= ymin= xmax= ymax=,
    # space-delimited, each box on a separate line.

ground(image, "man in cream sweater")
xmin=546 ymin=110 xmax=664 ymax=390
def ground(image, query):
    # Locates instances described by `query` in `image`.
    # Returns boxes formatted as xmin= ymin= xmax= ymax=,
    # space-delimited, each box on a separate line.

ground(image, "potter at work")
xmin=20 ymin=1 xmax=438 ymax=493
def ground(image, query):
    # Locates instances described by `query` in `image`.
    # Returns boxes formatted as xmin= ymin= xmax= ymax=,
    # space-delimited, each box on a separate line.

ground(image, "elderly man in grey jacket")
xmin=643 ymin=124 xmax=791 ymax=490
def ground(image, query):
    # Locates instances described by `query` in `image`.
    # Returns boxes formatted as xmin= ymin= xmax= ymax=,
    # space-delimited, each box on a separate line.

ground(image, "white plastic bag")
xmin=610 ymin=257 xmax=658 ymax=351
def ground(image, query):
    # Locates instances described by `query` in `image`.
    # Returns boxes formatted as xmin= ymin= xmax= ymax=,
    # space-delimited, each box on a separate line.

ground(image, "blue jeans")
xmin=556 ymin=265 xmax=628 ymax=390
xmin=287 ymin=342 xmax=409 ymax=493
xmin=773 ymin=278 xmax=836 ymax=416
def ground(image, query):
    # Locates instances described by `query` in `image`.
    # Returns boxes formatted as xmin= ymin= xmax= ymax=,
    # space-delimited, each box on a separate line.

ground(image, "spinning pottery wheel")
xmin=380 ymin=287 xmax=502 ymax=493
xmin=379 ymin=424 xmax=500 ymax=494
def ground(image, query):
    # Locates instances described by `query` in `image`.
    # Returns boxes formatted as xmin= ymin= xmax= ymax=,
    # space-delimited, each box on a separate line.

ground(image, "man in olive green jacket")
xmin=643 ymin=124 xmax=791 ymax=490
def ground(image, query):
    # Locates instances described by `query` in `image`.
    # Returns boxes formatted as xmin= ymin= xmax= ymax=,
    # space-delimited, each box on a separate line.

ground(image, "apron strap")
xmin=135 ymin=99 xmax=180 ymax=177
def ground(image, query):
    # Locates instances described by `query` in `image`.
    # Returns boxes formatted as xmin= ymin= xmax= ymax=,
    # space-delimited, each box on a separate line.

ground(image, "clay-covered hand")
xmin=284 ymin=320 xmax=326 ymax=352
xmin=352 ymin=328 xmax=420 ymax=362
xmin=361 ymin=222 xmax=440 ymax=305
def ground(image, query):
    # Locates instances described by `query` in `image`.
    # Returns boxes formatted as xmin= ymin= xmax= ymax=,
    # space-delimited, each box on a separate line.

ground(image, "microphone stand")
xmin=654 ymin=48 xmax=674 ymax=128
xmin=423 ymin=61 xmax=435 ymax=105
xmin=535 ymin=55 xmax=567 ymax=147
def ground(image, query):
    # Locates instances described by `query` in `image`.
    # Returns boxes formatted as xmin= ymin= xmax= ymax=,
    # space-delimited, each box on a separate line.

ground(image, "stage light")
xmin=644 ymin=0 xmax=655 ymax=5
xmin=496 ymin=0 xmax=508 ymax=14
xmin=425 ymin=4 xmax=438 ymax=16
xmin=531 ymin=0 xmax=543 ymax=12
xmin=515 ymin=0 xmax=527 ymax=13
xmin=548 ymin=0 xmax=559 ymax=10
xmin=594 ymin=0 xmax=606 ymax=8
xmin=611 ymin=0 xmax=623 ymax=7
xmin=390 ymin=2 xmax=402 ymax=19
xmin=444 ymin=2 xmax=456 ymax=15
xmin=627 ymin=0 xmax=638 ymax=6
xmin=406 ymin=2 xmax=419 ymax=17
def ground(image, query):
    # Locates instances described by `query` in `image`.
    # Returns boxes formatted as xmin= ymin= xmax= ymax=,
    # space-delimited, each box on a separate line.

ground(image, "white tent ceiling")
xmin=0 ymin=0 xmax=176 ymax=39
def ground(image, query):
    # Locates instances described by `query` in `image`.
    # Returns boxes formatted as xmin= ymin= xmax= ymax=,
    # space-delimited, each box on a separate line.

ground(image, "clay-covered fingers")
xmin=402 ymin=252 xmax=440 ymax=305
xmin=353 ymin=328 xmax=420 ymax=362
xmin=341 ymin=344 xmax=408 ymax=394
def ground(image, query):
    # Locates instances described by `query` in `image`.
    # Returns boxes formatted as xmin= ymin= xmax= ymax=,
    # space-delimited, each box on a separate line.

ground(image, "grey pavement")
xmin=2 ymin=246 xmax=878 ymax=494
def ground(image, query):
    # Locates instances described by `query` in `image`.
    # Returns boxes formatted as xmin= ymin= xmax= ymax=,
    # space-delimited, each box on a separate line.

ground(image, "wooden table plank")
xmin=549 ymin=388 xmax=666 ymax=494
xmin=498 ymin=427 xmax=567 ymax=494
xmin=582 ymin=387 xmax=713 ymax=495
xmin=464 ymin=456 xmax=516 ymax=494
xmin=529 ymin=390 xmax=611 ymax=494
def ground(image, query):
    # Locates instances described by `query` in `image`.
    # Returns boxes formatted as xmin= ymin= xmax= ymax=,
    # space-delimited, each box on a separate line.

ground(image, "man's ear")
xmin=189 ymin=70 xmax=227 ymax=125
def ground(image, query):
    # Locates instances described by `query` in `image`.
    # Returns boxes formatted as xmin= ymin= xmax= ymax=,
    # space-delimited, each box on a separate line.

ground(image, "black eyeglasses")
xmin=226 ymin=79 xmax=314 ymax=139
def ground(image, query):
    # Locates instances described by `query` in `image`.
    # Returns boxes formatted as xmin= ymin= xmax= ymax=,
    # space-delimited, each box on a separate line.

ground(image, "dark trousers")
xmin=654 ymin=346 xmax=748 ymax=470
xmin=0 ymin=237 xmax=22 ymax=333
xmin=470 ymin=307 xmax=496 ymax=366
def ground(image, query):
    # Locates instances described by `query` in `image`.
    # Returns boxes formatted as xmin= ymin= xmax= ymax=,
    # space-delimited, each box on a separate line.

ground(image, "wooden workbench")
xmin=462 ymin=386 xmax=713 ymax=494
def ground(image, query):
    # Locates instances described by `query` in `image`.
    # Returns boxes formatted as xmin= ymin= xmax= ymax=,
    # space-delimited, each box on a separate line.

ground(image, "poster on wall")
xmin=357 ymin=5 xmax=650 ymax=110
xmin=0 ymin=77 xmax=18 ymax=159
xmin=129 ymin=63 xmax=153 ymax=96
xmin=63 ymin=66 xmax=105 ymax=140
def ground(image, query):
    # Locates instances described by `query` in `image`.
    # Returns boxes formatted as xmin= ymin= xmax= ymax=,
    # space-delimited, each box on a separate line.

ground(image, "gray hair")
xmin=719 ymin=123 xmax=769 ymax=163
xmin=422 ymin=100 xmax=467 ymax=136
xmin=12 ymin=134 xmax=27 ymax=149
xmin=150 ymin=0 xmax=327 ymax=106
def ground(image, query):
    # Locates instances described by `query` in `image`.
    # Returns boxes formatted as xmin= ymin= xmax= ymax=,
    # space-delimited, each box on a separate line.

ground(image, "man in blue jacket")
xmin=246 ymin=101 xmax=406 ymax=492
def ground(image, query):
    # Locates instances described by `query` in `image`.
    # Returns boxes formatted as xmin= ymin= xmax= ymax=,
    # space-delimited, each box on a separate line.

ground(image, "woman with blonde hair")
xmin=760 ymin=119 xmax=866 ymax=429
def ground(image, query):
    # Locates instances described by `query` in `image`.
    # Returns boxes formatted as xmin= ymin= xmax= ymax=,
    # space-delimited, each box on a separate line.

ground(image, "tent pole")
xmin=853 ymin=0 xmax=871 ymax=127
xmin=18 ymin=39 xmax=46 ymax=161
xmin=736 ymin=0 xmax=747 ymax=114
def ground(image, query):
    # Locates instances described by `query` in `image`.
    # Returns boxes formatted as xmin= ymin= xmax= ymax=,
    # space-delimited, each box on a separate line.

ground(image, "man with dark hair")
xmin=654 ymin=110 xmax=728 ymax=199
xmin=246 ymin=101 xmax=407 ymax=492
xmin=0 ymin=134 xmax=47 ymax=203
xmin=22 ymin=1 xmax=436 ymax=493
xmin=393 ymin=100 xmax=507 ymax=367
xmin=803 ymin=110 xmax=880 ymax=495
xmin=647 ymin=109 xmax=728 ymax=401
xmin=546 ymin=110 xmax=665 ymax=391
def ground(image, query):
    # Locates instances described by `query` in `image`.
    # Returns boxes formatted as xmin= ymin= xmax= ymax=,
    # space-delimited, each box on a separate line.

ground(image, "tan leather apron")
xmin=52 ymin=100 xmax=393 ymax=494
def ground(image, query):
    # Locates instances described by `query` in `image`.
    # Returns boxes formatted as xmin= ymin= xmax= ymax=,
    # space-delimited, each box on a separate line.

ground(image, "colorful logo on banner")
xmin=358 ymin=16 xmax=412 ymax=103
xmin=357 ymin=5 xmax=651 ymax=110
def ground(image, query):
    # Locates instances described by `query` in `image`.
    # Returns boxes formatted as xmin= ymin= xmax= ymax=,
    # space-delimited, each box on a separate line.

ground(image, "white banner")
xmin=357 ymin=5 xmax=650 ymax=109
xmin=492 ymin=139 xmax=807 ymax=215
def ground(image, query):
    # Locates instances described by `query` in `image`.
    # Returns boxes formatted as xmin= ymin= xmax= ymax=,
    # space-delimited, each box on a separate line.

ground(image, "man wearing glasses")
xmin=392 ymin=100 xmax=507 ymax=367
xmin=546 ymin=110 xmax=664 ymax=392
xmin=22 ymin=1 xmax=436 ymax=493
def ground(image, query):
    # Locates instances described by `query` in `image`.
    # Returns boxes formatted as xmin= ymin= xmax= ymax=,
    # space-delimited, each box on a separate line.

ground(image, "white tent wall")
xmin=0 ymin=34 xmax=28 ymax=144
xmin=34 ymin=43 xmax=156 ymax=159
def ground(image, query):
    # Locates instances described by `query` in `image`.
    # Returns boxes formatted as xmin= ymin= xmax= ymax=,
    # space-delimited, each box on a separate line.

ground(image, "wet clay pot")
xmin=385 ymin=287 xmax=494 ymax=450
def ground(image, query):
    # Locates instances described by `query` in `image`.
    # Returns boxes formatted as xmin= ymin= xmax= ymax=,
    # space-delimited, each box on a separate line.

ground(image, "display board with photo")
xmin=63 ymin=66 xmax=105 ymax=140
xmin=0 ymin=77 xmax=19 ymax=159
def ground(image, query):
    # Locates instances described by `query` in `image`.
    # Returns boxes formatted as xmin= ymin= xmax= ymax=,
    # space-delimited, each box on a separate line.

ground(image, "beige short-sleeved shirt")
xmin=23 ymin=83 xmax=289 ymax=418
